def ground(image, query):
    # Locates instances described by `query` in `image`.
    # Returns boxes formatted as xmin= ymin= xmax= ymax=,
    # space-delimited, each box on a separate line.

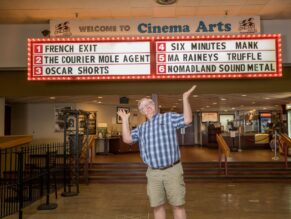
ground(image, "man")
xmin=117 ymin=85 xmax=196 ymax=219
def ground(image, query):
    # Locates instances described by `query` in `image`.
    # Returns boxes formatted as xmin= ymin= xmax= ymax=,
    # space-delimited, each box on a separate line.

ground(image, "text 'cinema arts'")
xmin=77 ymin=21 xmax=233 ymax=34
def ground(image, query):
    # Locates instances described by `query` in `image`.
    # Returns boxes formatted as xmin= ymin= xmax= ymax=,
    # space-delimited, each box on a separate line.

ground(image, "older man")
xmin=117 ymin=85 xmax=196 ymax=219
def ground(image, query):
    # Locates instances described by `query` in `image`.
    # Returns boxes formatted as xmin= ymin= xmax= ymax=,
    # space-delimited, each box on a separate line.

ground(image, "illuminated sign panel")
xmin=27 ymin=34 xmax=282 ymax=81
xmin=28 ymin=39 xmax=151 ymax=80
xmin=156 ymin=39 xmax=277 ymax=75
xmin=201 ymin=112 xmax=218 ymax=122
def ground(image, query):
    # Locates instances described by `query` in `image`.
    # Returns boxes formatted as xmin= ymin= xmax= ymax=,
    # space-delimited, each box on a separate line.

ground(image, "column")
xmin=0 ymin=97 xmax=4 ymax=135
xmin=151 ymin=94 xmax=159 ymax=113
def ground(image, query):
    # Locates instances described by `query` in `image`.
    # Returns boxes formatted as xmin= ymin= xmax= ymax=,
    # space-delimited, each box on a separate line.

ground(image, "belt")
xmin=151 ymin=160 xmax=180 ymax=170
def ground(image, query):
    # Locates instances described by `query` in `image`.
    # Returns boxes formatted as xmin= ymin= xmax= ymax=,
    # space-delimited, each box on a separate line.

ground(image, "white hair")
xmin=138 ymin=98 xmax=155 ymax=111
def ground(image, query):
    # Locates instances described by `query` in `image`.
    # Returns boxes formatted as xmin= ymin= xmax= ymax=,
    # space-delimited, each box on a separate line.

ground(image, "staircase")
xmin=88 ymin=161 xmax=291 ymax=183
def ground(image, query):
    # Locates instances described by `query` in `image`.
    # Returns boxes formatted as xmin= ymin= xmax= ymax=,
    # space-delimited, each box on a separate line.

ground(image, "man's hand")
xmin=183 ymin=85 xmax=197 ymax=99
xmin=182 ymin=85 xmax=196 ymax=124
xmin=117 ymin=109 xmax=130 ymax=122
xmin=117 ymin=109 xmax=133 ymax=144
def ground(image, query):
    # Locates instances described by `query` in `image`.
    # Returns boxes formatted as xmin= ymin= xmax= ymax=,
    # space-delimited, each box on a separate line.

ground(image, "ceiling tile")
xmin=130 ymin=8 xmax=154 ymax=17
xmin=153 ymin=6 xmax=176 ymax=17
xmin=199 ymin=0 xmax=226 ymax=6
xmin=175 ymin=7 xmax=197 ymax=16
xmin=196 ymin=6 xmax=228 ymax=16
xmin=246 ymin=0 xmax=272 ymax=4
xmin=177 ymin=0 xmax=200 ymax=7
xmin=221 ymin=0 xmax=247 ymax=5
xmin=110 ymin=7 xmax=132 ymax=18
xmin=239 ymin=5 xmax=266 ymax=15
xmin=129 ymin=0 xmax=154 ymax=7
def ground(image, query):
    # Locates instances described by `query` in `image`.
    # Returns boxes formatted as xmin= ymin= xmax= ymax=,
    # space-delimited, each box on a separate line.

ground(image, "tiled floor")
xmin=5 ymin=147 xmax=291 ymax=219
xmin=6 ymin=182 xmax=291 ymax=219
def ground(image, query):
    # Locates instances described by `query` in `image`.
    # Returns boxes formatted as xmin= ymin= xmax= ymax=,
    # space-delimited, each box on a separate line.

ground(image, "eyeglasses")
xmin=139 ymin=101 xmax=154 ymax=112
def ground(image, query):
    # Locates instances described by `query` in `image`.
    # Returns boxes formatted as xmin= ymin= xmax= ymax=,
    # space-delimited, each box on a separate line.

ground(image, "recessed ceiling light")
xmin=206 ymin=106 xmax=210 ymax=108
xmin=193 ymin=95 xmax=198 ymax=98
xmin=98 ymin=101 xmax=102 ymax=104
xmin=173 ymin=106 xmax=177 ymax=108
xmin=97 ymin=96 xmax=103 ymax=99
xmin=49 ymin=97 xmax=55 ymax=100
xmin=212 ymin=102 xmax=217 ymax=105
xmin=220 ymin=98 xmax=227 ymax=101
xmin=232 ymin=107 xmax=236 ymax=110
xmin=159 ymin=105 xmax=162 ymax=108
xmin=241 ymin=94 xmax=247 ymax=97
xmin=264 ymin=97 xmax=270 ymax=100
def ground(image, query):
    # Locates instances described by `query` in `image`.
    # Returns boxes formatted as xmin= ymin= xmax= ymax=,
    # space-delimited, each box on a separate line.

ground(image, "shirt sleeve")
xmin=170 ymin=112 xmax=192 ymax=129
xmin=131 ymin=127 xmax=140 ymax=143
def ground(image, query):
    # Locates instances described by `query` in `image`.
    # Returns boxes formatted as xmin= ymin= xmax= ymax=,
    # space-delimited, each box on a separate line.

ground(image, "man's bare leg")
xmin=173 ymin=205 xmax=186 ymax=219
xmin=153 ymin=204 xmax=166 ymax=219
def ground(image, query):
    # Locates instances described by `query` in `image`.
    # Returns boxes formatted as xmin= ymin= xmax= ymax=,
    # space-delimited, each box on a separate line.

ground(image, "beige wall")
xmin=11 ymin=102 xmax=145 ymax=143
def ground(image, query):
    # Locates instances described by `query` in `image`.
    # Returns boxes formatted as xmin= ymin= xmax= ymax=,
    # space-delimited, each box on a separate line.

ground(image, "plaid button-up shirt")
xmin=131 ymin=112 xmax=190 ymax=168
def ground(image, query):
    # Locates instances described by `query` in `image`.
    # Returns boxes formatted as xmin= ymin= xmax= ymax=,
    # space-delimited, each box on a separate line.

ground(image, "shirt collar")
xmin=148 ymin=113 xmax=159 ymax=121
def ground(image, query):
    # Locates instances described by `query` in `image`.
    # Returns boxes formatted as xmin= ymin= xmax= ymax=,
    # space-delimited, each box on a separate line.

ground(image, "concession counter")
xmin=221 ymin=132 xmax=270 ymax=151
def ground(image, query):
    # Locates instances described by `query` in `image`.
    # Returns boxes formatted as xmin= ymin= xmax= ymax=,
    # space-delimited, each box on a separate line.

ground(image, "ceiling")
xmin=2 ymin=0 xmax=291 ymax=112
xmin=0 ymin=0 xmax=291 ymax=24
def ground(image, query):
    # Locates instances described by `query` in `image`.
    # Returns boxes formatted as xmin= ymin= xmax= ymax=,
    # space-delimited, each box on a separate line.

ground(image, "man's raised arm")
xmin=182 ymin=85 xmax=197 ymax=125
xmin=117 ymin=109 xmax=133 ymax=144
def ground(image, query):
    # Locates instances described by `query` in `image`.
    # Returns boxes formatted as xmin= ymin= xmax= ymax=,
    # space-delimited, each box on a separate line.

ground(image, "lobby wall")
xmin=10 ymin=102 xmax=144 ymax=143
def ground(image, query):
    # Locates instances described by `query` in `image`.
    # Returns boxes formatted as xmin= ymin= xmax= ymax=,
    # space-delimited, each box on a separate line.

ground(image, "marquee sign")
xmin=27 ymin=34 xmax=282 ymax=81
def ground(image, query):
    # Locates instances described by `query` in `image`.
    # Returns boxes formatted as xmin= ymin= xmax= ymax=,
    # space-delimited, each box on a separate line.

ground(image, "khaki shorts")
xmin=146 ymin=162 xmax=185 ymax=207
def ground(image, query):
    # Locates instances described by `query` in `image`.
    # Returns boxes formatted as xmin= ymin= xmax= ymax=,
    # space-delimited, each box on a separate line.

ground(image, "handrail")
xmin=80 ymin=135 xmax=95 ymax=184
xmin=280 ymin=133 xmax=291 ymax=147
xmin=216 ymin=134 xmax=231 ymax=175
xmin=0 ymin=135 xmax=33 ymax=150
xmin=216 ymin=134 xmax=230 ymax=157
xmin=279 ymin=133 xmax=291 ymax=168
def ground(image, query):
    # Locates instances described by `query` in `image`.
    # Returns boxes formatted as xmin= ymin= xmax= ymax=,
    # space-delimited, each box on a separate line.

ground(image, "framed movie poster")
xmin=116 ymin=107 xmax=130 ymax=124
xmin=54 ymin=107 xmax=66 ymax=132
xmin=54 ymin=106 xmax=73 ymax=132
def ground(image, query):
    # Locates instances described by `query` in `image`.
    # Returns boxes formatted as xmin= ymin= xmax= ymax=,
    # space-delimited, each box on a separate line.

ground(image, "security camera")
xmin=41 ymin=29 xmax=50 ymax=37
